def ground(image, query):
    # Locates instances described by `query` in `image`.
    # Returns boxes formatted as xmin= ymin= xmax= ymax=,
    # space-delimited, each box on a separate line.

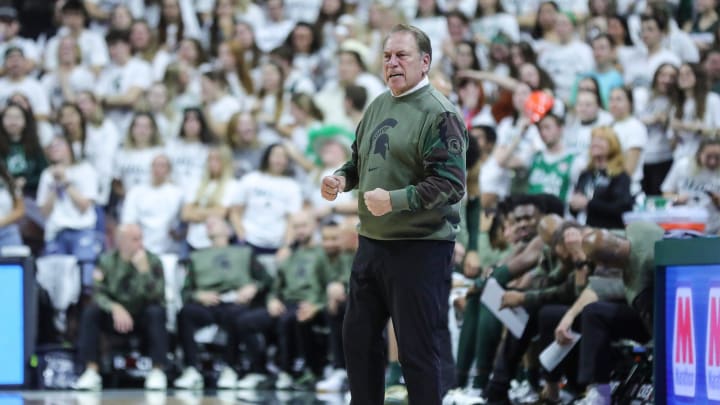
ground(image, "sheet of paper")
xmin=480 ymin=278 xmax=529 ymax=338
xmin=539 ymin=331 xmax=581 ymax=372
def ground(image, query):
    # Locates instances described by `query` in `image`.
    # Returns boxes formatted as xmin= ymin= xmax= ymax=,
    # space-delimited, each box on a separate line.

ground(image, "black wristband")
xmin=574 ymin=260 xmax=593 ymax=270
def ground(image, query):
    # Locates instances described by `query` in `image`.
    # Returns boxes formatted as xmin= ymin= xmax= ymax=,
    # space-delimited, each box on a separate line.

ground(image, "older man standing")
xmin=321 ymin=24 xmax=468 ymax=405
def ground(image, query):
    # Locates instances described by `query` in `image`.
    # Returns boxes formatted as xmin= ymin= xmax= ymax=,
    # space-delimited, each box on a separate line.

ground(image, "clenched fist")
xmin=321 ymin=175 xmax=346 ymax=201
xmin=364 ymin=188 xmax=392 ymax=216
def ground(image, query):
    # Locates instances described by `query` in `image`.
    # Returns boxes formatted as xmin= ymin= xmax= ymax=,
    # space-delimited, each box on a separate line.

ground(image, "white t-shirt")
xmin=96 ymin=57 xmax=154 ymax=130
xmin=208 ymin=94 xmax=243 ymax=126
xmin=36 ymin=161 xmax=99 ymax=240
xmin=43 ymin=28 xmax=109 ymax=71
xmin=121 ymin=181 xmax=183 ymax=254
xmin=113 ymin=147 xmax=164 ymax=191
xmin=255 ymin=19 xmax=294 ymax=53
xmin=672 ymin=92 xmax=720 ymax=161
xmin=233 ymin=171 xmax=302 ymax=249
xmin=41 ymin=66 xmax=96 ymax=110
xmin=234 ymin=3 xmax=266 ymax=32
xmin=480 ymin=156 xmax=512 ymax=200
xmin=165 ymin=140 xmax=209 ymax=195
xmin=496 ymin=116 xmax=545 ymax=165
xmin=304 ymin=166 xmax=354 ymax=212
xmin=283 ymin=0 xmax=321 ymax=23
xmin=0 ymin=181 xmax=14 ymax=219
xmin=412 ymin=16 xmax=449 ymax=63
xmin=661 ymin=156 xmax=720 ymax=233
xmin=563 ymin=110 xmax=614 ymax=156
xmin=634 ymin=89 xmax=674 ymax=164
xmin=0 ymin=76 xmax=51 ymax=116
xmin=538 ymin=40 xmax=595 ymax=103
xmin=612 ymin=116 xmax=648 ymax=196
xmin=620 ymin=47 xmax=681 ymax=88
xmin=76 ymin=122 xmax=121 ymax=205
xmin=470 ymin=13 xmax=520 ymax=43
xmin=185 ymin=178 xmax=237 ymax=249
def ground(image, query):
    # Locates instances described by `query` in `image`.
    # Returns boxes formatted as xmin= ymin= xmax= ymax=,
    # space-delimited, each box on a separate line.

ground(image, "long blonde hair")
xmin=588 ymin=126 xmax=625 ymax=177
xmin=194 ymin=145 xmax=234 ymax=207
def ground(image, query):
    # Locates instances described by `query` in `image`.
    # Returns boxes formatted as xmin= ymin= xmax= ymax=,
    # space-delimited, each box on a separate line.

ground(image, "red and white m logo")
xmin=673 ymin=287 xmax=696 ymax=397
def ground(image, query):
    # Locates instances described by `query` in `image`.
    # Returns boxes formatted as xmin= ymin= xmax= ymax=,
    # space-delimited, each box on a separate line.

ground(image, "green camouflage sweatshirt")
xmin=335 ymin=84 xmax=468 ymax=241
xmin=269 ymin=245 xmax=327 ymax=307
xmin=93 ymin=250 xmax=165 ymax=315
xmin=181 ymin=246 xmax=272 ymax=304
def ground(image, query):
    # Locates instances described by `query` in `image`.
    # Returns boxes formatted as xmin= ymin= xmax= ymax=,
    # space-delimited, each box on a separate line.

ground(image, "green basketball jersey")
xmin=527 ymin=151 xmax=577 ymax=201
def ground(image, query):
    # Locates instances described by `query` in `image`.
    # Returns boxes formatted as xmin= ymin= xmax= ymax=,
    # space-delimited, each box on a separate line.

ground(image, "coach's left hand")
xmin=364 ymin=188 xmax=392 ymax=216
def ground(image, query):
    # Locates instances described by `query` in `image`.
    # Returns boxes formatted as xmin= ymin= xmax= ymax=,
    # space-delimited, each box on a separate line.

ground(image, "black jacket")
xmin=572 ymin=169 xmax=633 ymax=229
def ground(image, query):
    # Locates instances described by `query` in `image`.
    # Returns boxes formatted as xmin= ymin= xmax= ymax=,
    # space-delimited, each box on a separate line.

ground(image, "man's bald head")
xmin=582 ymin=229 xmax=629 ymax=267
xmin=289 ymin=209 xmax=316 ymax=245
xmin=538 ymin=214 xmax=564 ymax=245
xmin=117 ymin=223 xmax=143 ymax=258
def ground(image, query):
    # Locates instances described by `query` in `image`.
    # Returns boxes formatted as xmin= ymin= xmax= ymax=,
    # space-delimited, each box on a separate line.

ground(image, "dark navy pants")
xmin=343 ymin=236 xmax=455 ymax=405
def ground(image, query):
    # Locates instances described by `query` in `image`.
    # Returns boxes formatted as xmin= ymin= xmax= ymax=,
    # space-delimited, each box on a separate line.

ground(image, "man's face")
xmin=290 ymin=213 xmax=314 ymax=244
xmin=538 ymin=117 xmax=562 ymax=147
xmin=4 ymin=50 xmax=23 ymax=77
xmin=641 ymin=19 xmax=662 ymax=48
xmin=592 ymin=37 xmax=612 ymax=65
xmin=151 ymin=155 xmax=171 ymax=182
xmin=321 ymin=225 xmax=342 ymax=256
xmin=383 ymin=31 xmax=430 ymax=96
xmin=510 ymin=204 xmax=540 ymax=242
xmin=119 ymin=227 xmax=143 ymax=257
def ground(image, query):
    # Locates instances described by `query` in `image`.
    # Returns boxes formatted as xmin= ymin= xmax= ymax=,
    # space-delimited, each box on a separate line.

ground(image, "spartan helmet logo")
xmin=369 ymin=118 xmax=398 ymax=160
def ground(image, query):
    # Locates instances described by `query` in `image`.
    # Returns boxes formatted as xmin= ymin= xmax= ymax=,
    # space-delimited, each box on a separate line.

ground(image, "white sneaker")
xmin=236 ymin=373 xmax=269 ymax=390
xmin=144 ymin=368 xmax=168 ymax=390
xmin=575 ymin=384 xmax=611 ymax=405
xmin=452 ymin=387 xmax=486 ymax=405
xmin=508 ymin=380 xmax=531 ymax=400
xmin=315 ymin=368 xmax=347 ymax=392
xmin=275 ymin=371 xmax=294 ymax=390
xmin=443 ymin=388 xmax=461 ymax=405
xmin=73 ymin=369 xmax=102 ymax=391
xmin=174 ymin=367 xmax=204 ymax=390
xmin=216 ymin=367 xmax=238 ymax=389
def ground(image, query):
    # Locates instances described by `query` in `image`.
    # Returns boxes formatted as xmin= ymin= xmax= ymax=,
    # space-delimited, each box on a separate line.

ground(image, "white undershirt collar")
xmin=391 ymin=76 xmax=429 ymax=98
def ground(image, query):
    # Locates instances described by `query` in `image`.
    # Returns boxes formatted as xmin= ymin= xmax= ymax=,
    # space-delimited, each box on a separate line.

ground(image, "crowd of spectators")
xmin=0 ymin=0 xmax=719 ymax=403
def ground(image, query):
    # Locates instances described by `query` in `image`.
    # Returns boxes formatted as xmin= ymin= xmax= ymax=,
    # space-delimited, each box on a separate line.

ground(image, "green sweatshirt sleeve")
xmin=523 ymin=272 xmax=577 ymax=309
xmin=388 ymin=112 xmax=467 ymax=212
